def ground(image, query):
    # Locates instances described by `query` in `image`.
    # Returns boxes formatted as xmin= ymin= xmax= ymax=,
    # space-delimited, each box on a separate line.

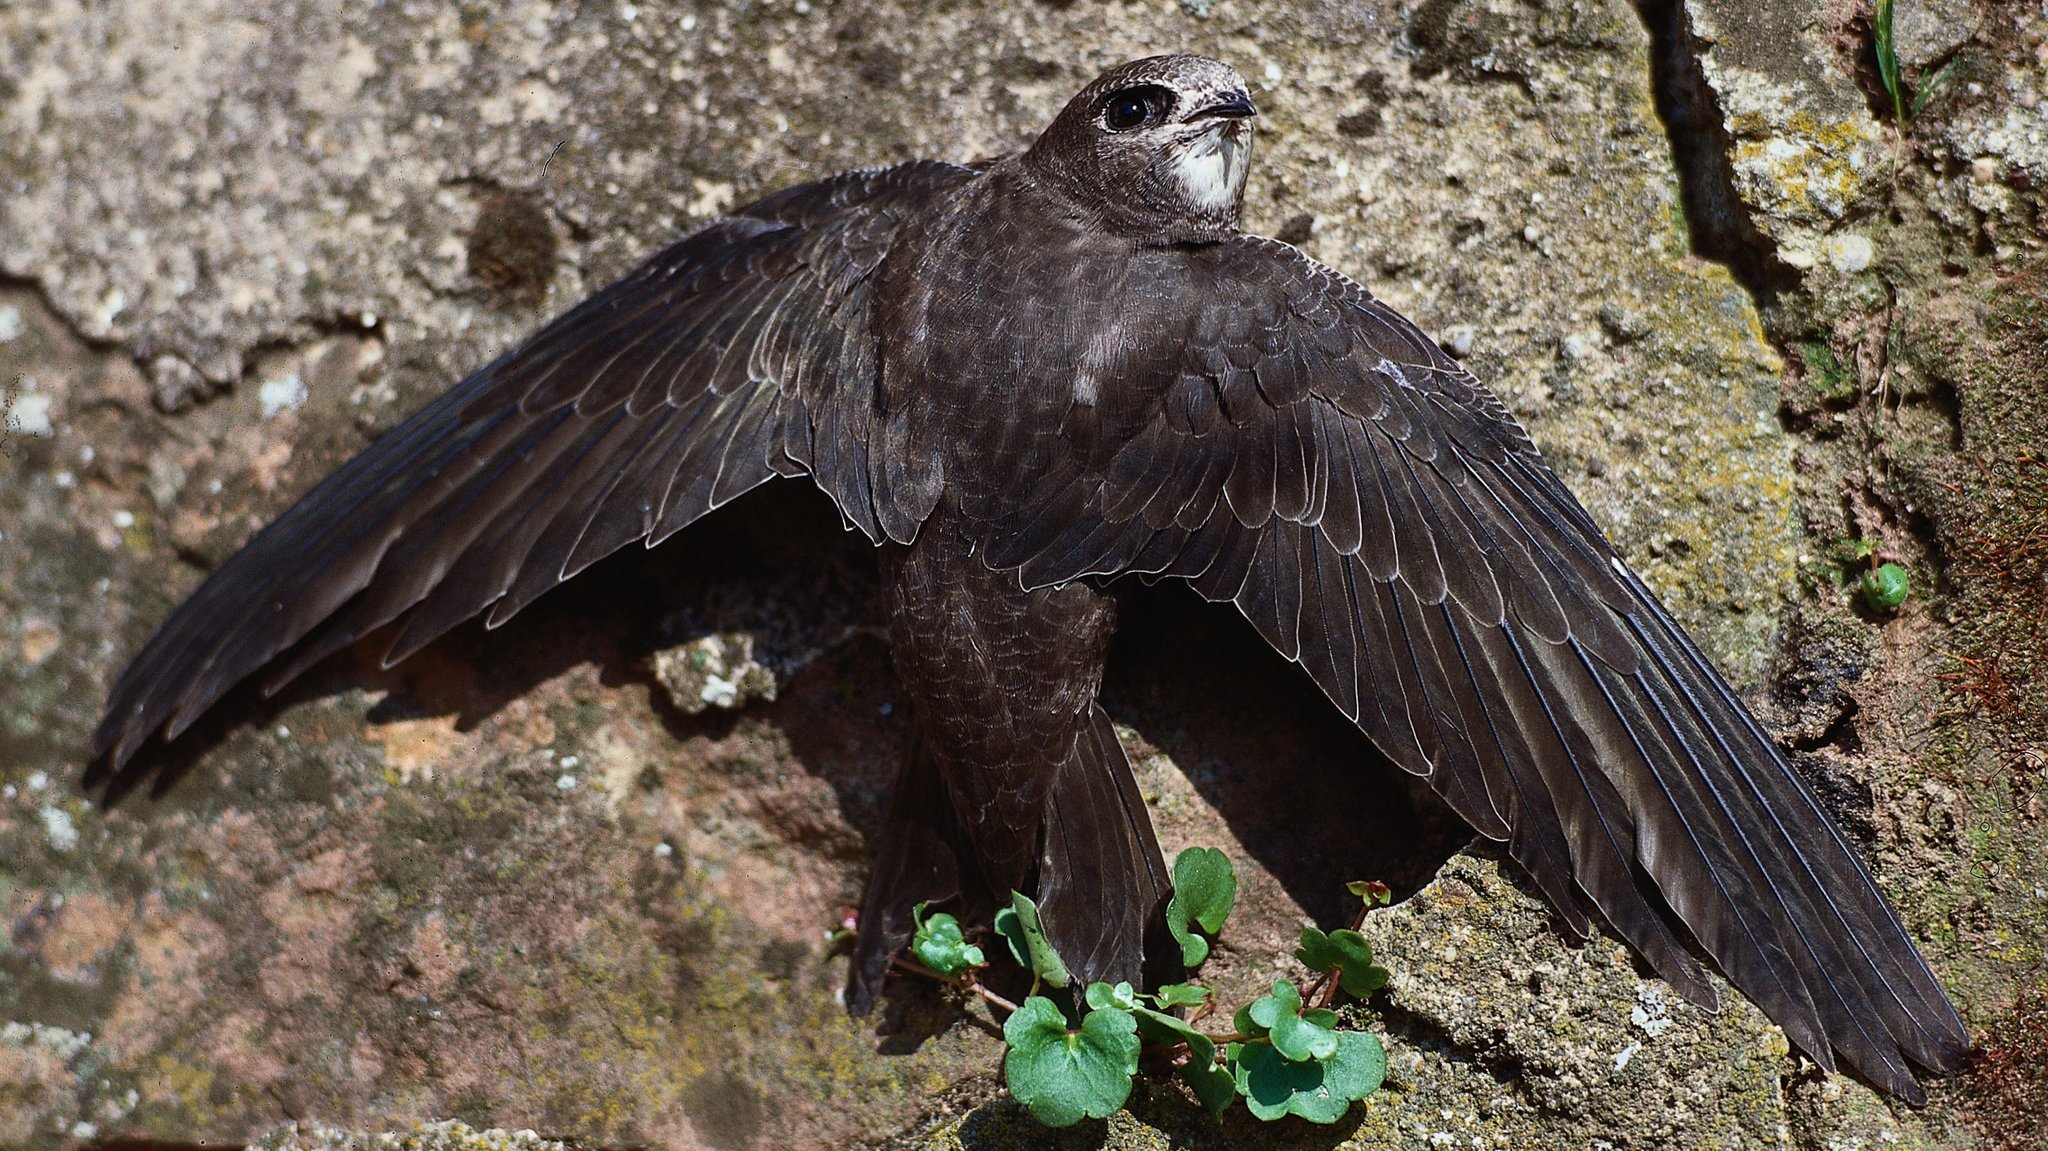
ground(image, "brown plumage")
xmin=90 ymin=55 xmax=1968 ymax=1101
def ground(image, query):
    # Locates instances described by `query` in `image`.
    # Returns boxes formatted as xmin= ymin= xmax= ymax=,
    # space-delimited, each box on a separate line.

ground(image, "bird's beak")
xmin=1194 ymin=93 xmax=1257 ymax=121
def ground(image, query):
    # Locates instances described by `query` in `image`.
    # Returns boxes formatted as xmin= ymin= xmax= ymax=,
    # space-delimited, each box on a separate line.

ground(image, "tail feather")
xmin=847 ymin=705 xmax=1174 ymax=1013
xmin=1036 ymin=704 xmax=1176 ymax=990
xmin=847 ymin=730 xmax=967 ymax=1016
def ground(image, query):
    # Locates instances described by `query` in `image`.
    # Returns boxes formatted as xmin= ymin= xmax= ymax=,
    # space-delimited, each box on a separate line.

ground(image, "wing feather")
xmin=986 ymin=234 xmax=1968 ymax=1098
xmin=90 ymin=160 xmax=976 ymax=797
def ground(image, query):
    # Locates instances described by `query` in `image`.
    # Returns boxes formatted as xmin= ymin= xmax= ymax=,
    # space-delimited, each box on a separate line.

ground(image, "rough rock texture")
xmin=249 ymin=1120 xmax=574 ymax=1151
xmin=2 ymin=0 xmax=2041 ymax=1147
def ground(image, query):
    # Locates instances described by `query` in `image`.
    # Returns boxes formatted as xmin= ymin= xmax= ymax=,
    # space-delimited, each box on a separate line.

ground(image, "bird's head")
xmin=1025 ymin=55 xmax=1257 ymax=245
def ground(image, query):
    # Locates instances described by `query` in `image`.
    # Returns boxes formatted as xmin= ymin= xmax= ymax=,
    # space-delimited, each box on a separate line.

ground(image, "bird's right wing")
xmin=979 ymin=235 xmax=1969 ymax=1100
xmin=90 ymin=160 xmax=976 ymax=798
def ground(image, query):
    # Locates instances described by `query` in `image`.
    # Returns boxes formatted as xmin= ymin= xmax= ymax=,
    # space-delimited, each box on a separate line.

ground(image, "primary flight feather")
xmin=90 ymin=54 xmax=1969 ymax=1101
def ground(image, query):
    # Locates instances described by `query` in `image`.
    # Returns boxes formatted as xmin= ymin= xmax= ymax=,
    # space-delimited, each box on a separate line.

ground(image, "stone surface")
xmin=3 ymin=0 xmax=2042 ymax=1147
xmin=250 ymin=1120 xmax=571 ymax=1151
xmin=1675 ymin=0 xmax=1890 ymax=273
xmin=1333 ymin=851 xmax=1792 ymax=1149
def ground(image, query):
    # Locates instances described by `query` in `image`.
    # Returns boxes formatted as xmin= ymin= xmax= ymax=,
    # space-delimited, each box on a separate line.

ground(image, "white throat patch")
xmin=1171 ymin=122 xmax=1251 ymax=215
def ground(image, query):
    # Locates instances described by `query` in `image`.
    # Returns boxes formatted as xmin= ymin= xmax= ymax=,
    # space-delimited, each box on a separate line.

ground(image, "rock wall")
xmin=2 ymin=0 xmax=2041 ymax=1147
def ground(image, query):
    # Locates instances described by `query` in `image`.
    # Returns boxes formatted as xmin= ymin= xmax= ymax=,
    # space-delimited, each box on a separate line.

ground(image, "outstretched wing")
xmin=90 ymin=160 xmax=975 ymax=798
xmin=982 ymin=235 xmax=1969 ymax=1100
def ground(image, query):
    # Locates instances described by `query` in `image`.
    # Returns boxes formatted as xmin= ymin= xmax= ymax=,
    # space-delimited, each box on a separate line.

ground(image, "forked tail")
xmin=847 ymin=704 xmax=1174 ymax=1014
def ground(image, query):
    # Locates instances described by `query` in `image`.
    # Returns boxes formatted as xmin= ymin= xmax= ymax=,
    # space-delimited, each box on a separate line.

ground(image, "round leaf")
xmin=1246 ymin=979 xmax=1302 ymax=1031
xmin=1165 ymin=847 xmax=1237 ymax=968
xmin=1272 ymin=1014 xmax=1338 ymax=1062
xmin=1003 ymin=996 xmax=1139 ymax=1127
xmin=1171 ymin=848 xmax=1238 ymax=932
xmin=910 ymin=908 xmax=983 ymax=976
xmin=1233 ymin=1030 xmax=1385 ymax=1124
xmin=1234 ymin=1043 xmax=1347 ymax=1123
xmin=1861 ymin=562 xmax=1909 ymax=611
xmin=1295 ymin=927 xmax=1391 ymax=999
xmin=1321 ymin=1029 xmax=1388 ymax=1102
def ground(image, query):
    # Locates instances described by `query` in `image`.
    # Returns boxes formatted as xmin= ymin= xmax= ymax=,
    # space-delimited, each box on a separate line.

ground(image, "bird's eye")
xmin=1101 ymin=86 xmax=1173 ymax=132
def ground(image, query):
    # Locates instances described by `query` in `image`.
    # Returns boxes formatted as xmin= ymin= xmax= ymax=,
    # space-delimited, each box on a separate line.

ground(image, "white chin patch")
xmin=1173 ymin=124 xmax=1249 ymax=215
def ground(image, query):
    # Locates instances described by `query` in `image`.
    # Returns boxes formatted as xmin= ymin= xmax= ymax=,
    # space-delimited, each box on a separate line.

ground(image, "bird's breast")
xmin=869 ymin=172 xmax=1207 ymax=534
xmin=884 ymin=211 xmax=1182 ymax=415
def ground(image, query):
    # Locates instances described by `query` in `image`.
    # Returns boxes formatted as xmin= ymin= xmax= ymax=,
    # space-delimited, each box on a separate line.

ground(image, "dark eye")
xmin=1101 ymin=86 xmax=1173 ymax=132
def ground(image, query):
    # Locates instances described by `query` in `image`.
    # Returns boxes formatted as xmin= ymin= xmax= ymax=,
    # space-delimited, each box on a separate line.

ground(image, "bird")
xmin=89 ymin=53 xmax=1969 ymax=1102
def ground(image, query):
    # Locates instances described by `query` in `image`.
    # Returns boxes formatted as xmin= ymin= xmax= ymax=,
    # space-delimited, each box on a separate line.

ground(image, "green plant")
xmin=1874 ymin=0 xmax=1960 ymax=128
xmin=899 ymin=848 xmax=1392 ymax=1127
xmin=909 ymin=902 xmax=985 ymax=975
xmin=1861 ymin=561 xmax=1910 ymax=611
xmin=1808 ymin=537 xmax=1912 ymax=614
xmin=1797 ymin=341 xmax=1857 ymax=401
xmin=1824 ymin=538 xmax=1911 ymax=614
xmin=1163 ymin=845 xmax=1236 ymax=966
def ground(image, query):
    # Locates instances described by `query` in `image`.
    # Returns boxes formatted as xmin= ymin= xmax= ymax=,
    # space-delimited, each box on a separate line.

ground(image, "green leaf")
xmin=1185 ymin=1058 xmax=1238 ymax=1116
xmin=909 ymin=904 xmax=984 ymax=976
xmin=1275 ymin=1013 xmax=1339 ymax=1062
xmin=1085 ymin=981 xmax=1140 ymax=1013
xmin=1234 ymin=1044 xmax=1341 ymax=1123
xmin=1861 ymin=562 xmax=1909 ymax=611
xmin=1245 ymin=979 xmax=1300 ymax=1030
xmin=1123 ymin=1001 xmax=1234 ymax=1116
xmin=1233 ymin=1030 xmax=1387 ymax=1123
xmin=1798 ymin=341 xmax=1858 ymax=400
xmin=994 ymin=906 xmax=1029 ymax=968
xmin=1295 ymin=928 xmax=1391 ymax=999
xmin=1148 ymin=982 xmax=1211 ymax=1011
xmin=1346 ymin=879 xmax=1393 ymax=907
xmin=1131 ymin=1003 xmax=1208 ymax=1048
xmin=1003 ymin=995 xmax=1139 ymax=1127
xmin=993 ymin=892 xmax=1070 ymax=988
xmin=1910 ymin=57 xmax=1959 ymax=120
xmin=1173 ymin=848 xmax=1237 ymax=932
xmin=1326 ymin=1030 xmax=1387 ymax=1095
xmin=1164 ymin=847 xmax=1237 ymax=968
xmin=1179 ymin=1029 xmax=1237 ymax=1117
xmin=1246 ymin=980 xmax=1337 ymax=1062
xmin=1232 ymin=1000 xmax=1266 ymax=1042
xmin=1875 ymin=0 xmax=1903 ymax=123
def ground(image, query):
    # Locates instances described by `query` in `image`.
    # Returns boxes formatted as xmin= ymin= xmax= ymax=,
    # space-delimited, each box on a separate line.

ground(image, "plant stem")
xmin=1311 ymin=971 xmax=1342 ymax=1009
xmin=888 ymin=955 xmax=1022 ymax=1014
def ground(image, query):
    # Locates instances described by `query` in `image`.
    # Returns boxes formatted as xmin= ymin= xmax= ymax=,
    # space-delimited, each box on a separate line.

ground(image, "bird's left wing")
xmin=978 ymin=235 xmax=1969 ymax=1100
xmin=90 ymin=160 xmax=976 ymax=798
